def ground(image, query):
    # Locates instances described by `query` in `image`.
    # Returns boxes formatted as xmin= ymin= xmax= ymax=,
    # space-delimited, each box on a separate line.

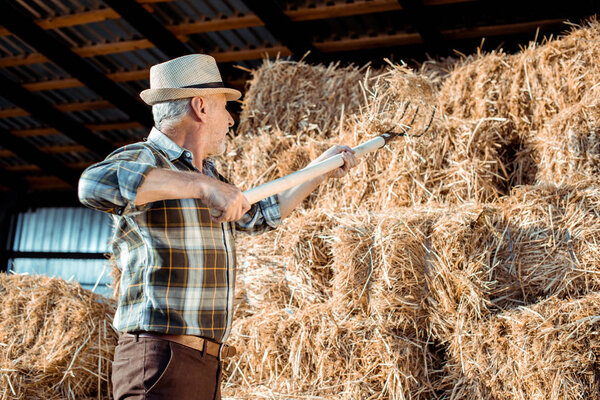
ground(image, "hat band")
xmin=180 ymin=82 xmax=225 ymax=89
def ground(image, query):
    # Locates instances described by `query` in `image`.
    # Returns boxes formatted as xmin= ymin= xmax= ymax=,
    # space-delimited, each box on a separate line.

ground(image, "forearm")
xmin=277 ymin=174 xmax=326 ymax=219
xmin=134 ymin=168 xmax=208 ymax=205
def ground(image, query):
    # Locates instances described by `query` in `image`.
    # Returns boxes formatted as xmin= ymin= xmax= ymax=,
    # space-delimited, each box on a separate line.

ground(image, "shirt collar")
xmin=147 ymin=127 xmax=185 ymax=161
xmin=146 ymin=127 xmax=216 ymax=173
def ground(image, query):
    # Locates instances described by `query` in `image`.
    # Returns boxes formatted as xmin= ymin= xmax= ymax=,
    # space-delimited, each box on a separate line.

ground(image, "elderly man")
xmin=78 ymin=54 xmax=357 ymax=400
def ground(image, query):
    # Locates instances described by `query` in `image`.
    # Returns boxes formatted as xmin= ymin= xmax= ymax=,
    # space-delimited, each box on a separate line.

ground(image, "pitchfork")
xmin=241 ymin=102 xmax=436 ymax=205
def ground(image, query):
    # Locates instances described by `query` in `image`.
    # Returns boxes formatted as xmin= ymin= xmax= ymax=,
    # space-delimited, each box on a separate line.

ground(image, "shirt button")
xmin=185 ymin=151 xmax=191 ymax=158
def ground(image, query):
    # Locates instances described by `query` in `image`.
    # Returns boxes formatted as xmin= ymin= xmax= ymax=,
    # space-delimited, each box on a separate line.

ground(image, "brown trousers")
xmin=112 ymin=335 xmax=222 ymax=400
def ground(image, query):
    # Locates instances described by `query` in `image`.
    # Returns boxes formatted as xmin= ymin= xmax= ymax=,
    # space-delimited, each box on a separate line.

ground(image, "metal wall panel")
xmin=8 ymin=207 xmax=114 ymax=297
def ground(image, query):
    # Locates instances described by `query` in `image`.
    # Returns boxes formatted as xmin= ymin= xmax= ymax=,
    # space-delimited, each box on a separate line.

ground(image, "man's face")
xmin=203 ymin=93 xmax=234 ymax=156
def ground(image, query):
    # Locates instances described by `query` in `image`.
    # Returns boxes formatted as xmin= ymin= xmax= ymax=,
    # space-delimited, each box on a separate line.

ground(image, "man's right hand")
xmin=202 ymin=179 xmax=251 ymax=223
xmin=135 ymin=169 xmax=250 ymax=222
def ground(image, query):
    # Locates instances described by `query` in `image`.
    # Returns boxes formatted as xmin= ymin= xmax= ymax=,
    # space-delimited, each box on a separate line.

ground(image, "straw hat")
xmin=140 ymin=54 xmax=242 ymax=105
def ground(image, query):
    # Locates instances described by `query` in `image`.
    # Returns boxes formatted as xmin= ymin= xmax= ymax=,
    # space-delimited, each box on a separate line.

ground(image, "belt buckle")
xmin=219 ymin=344 xmax=236 ymax=358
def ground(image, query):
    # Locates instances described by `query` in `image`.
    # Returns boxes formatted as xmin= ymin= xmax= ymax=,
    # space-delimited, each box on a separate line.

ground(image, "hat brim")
xmin=140 ymin=87 xmax=242 ymax=105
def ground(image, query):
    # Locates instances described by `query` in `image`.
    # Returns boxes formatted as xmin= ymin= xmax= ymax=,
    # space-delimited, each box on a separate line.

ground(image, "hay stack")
xmin=440 ymin=20 xmax=600 ymax=186
xmin=233 ymin=209 xmax=337 ymax=312
xmin=220 ymin=131 xmax=330 ymax=192
xmin=222 ymin=303 xmax=443 ymax=399
xmin=0 ymin=273 xmax=117 ymax=400
xmin=209 ymin=19 xmax=600 ymax=399
xmin=235 ymin=229 xmax=290 ymax=312
xmin=441 ymin=291 xmax=600 ymax=400
xmin=228 ymin=21 xmax=600 ymax=214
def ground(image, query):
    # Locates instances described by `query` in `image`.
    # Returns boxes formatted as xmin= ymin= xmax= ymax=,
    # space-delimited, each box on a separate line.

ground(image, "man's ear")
xmin=190 ymin=96 xmax=207 ymax=123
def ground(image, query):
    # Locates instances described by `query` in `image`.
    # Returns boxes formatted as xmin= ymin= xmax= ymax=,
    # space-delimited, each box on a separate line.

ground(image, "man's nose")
xmin=227 ymin=112 xmax=234 ymax=127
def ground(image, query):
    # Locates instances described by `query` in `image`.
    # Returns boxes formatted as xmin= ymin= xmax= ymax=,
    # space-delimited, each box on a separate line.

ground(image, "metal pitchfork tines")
xmin=381 ymin=102 xmax=437 ymax=144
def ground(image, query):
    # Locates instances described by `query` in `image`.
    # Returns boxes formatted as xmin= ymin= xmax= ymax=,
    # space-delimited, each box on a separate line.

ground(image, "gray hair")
xmin=152 ymin=98 xmax=192 ymax=130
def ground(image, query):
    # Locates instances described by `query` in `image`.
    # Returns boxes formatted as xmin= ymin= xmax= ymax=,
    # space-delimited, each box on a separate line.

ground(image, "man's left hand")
xmin=310 ymin=145 xmax=359 ymax=180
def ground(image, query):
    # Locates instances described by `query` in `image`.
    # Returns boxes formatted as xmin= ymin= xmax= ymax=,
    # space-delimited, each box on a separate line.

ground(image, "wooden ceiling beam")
xmin=315 ymin=32 xmax=423 ymax=52
xmin=0 ymin=140 xmax=131 ymax=157
xmin=213 ymin=46 xmax=290 ymax=63
xmin=0 ymin=128 xmax=81 ymax=187
xmin=0 ymin=0 xmax=397 ymax=38
xmin=102 ymin=0 xmax=191 ymax=59
xmin=0 ymin=1 xmax=154 ymax=131
xmin=0 ymin=39 xmax=154 ymax=67
xmin=0 ymin=72 xmax=115 ymax=157
xmin=0 ymin=0 xmax=176 ymax=37
xmin=0 ymin=9 xmax=118 ymax=36
xmin=0 ymin=39 xmax=287 ymax=67
xmin=286 ymin=0 xmax=400 ymax=21
xmin=23 ymin=77 xmax=81 ymax=91
xmin=240 ymin=0 xmax=319 ymax=59
xmin=1 ymin=15 xmax=563 ymax=69
xmin=20 ymin=68 xmax=251 ymax=93
xmin=10 ymin=121 xmax=144 ymax=137
xmin=0 ymin=100 xmax=112 ymax=118
xmin=0 ymin=0 xmax=487 ymax=69
xmin=315 ymin=18 xmax=567 ymax=52
xmin=4 ymin=160 xmax=93 ymax=172
xmin=24 ymin=176 xmax=71 ymax=190
xmin=442 ymin=18 xmax=567 ymax=40
xmin=168 ymin=14 xmax=262 ymax=35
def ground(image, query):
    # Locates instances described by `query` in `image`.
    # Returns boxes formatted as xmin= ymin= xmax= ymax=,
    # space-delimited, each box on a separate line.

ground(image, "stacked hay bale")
xmin=223 ymin=303 xmax=443 ymax=399
xmin=237 ymin=58 xmax=371 ymax=139
xmin=440 ymin=291 xmax=600 ymax=400
xmin=221 ymin=19 xmax=600 ymax=400
xmin=426 ymin=180 xmax=600 ymax=342
xmin=0 ymin=274 xmax=117 ymax=400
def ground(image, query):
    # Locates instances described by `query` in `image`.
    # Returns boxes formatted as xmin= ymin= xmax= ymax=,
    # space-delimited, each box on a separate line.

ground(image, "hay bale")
xmin=441 ymin=291 xmax=600 ymax=400
xmin=223 ymin=304 xmax=443 ymax=399
xmin=0 ymin=273 xmax=117 ymax=400
xmin=426 ymin=181 xmax=600 ymax=341
xmin=279 ymin=210 xmax=336 ymax=308
xmin=536 ymin=91 xmax=600 ymax=183
xmin=226 ymin=20 xmax=600 ymax=214
xmin=329 ymin=208 xmax=442 ymax=338
xmin=439 ymin=20 xmax=600 ymax=187
xmin=233 ymin=228 xmax=290 ymax=313
xmin=234 ymin=210 xmax=336 ymax=311
xmin=238 ymin=59 xmax=371 ymax=138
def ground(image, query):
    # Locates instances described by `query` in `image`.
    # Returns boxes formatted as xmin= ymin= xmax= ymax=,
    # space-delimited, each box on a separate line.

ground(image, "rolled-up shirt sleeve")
xmin=235 ymin=194 xmax=281 ymax=234
xmin=78 ymin=145 xmax=156 ymax=216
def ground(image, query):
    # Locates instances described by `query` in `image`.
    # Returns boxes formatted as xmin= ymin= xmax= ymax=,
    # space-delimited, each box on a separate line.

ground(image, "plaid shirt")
xmin=78 ymin=128 xmax=281 ymax=343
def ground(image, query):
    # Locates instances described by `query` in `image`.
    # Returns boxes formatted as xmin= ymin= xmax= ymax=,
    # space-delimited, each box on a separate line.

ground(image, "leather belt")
xmin=123 ymin=332 xmax=237 ymax=359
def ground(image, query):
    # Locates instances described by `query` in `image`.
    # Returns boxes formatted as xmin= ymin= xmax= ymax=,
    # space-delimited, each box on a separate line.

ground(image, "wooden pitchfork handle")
xmin=244 ymin=132 xmax=394 ymax=205
xmin=210 ymin=135 xmax=390 ymax=218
